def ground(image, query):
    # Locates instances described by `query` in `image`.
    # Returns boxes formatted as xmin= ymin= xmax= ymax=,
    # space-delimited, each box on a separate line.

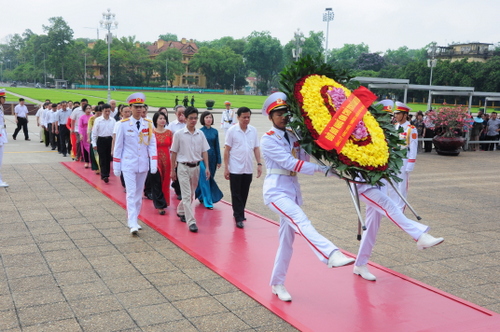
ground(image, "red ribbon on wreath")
xmin=316 ymin=86 xmax=377 ymax=152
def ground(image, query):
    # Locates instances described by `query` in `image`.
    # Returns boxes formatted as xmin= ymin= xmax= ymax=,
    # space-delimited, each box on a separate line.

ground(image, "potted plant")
xmin=432 ymin=105 xmax=472 ymax=156
xmin=205 ymin=99 xmax=215 ymax=110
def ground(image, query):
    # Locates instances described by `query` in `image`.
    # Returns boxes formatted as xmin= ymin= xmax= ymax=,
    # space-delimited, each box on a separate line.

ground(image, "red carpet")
xmin=63 ymin=162 xmax=500 ymax=332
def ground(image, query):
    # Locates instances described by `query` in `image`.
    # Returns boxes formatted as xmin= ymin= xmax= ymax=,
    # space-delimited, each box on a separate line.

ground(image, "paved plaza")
xmin=0 ymin=110 xmax=499 ymax=331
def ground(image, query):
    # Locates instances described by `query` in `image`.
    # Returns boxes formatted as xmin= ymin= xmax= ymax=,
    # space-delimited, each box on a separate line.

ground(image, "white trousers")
xmin=0 ymin=145 xmax=4 ymax=183
xmin=123 ymin=171 xmax=148 ymax=229
xmin=177 ymin=163 xmax=200 ymax=226
xmin=268 ymin=197 xmax=338 ymax=286
xmin=389 ymin=161 xmax=410 ymax=212
xmin=354 ymin=187 xmax=428 ymax=266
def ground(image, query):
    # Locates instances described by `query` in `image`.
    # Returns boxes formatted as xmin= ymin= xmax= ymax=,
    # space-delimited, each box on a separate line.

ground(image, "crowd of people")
xmin=0 ymin=90 xmax=447 ymax=303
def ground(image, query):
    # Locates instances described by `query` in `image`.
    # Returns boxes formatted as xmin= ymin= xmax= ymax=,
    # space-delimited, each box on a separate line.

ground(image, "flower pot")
xmin=432 ymin=136 xmax=465 ymax=156
xmin=205 ymin=100 xmax=215 ymax=110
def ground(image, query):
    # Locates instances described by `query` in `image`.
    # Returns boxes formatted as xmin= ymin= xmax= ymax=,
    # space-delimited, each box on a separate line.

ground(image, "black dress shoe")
xmin=176 ymin=195 xmax=182 ymax=200
xmin=189 ymin=224 xmax=198 ymax=232
xmin=159 ymin=209 xmax=166 ymax=215
xmin=177 ymin=214 xmax=186 ymax=222
xmin=103 ymin=177 xmax=109 ymax=183
xmin=236 ymin=221 xmax=244 ymax=229
xmin=12 ymin=135 xmax=16 ymax=140
xmin=146 ymin=193 xmax=153 ymax=200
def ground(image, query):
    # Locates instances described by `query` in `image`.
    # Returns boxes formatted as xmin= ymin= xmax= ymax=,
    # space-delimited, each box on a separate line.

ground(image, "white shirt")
xmin=91 ymin=116 xmax=116 ymax=146
xmin=170 ymin=127 xmax=210 ymax=163
xmin=47 ymin=110 xmax=58 ymax=124
xmin=15 ymin=104 xmax=29 ymax=118
xmin=167 ymin=119 xmax=186 ymax=134
xmin=70 ymin=107 xmax=85 ymax=132
xmin=225 ymin=123 xmax=259 ymax=174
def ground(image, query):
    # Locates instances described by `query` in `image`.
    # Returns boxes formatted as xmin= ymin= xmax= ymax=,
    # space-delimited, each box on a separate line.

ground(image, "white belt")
xmin=267 ymin=168 xmax=297 ymax=176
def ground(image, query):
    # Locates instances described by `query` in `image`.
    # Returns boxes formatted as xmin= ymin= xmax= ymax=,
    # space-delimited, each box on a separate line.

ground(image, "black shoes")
xmin=189 ymin=224 xmax=198 ymax=232
xmin=103 ymin=177 xmax=109 ymax=183
xmin=177 ymin=214 xmax=186 ymax=222
xmin=176 ymin=195 xmax=182 ymax=200
xmin=236 ymin=221 xmax=244 ymax=229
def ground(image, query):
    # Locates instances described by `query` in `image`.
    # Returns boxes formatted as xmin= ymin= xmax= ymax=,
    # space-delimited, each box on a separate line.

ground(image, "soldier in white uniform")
xmin=0 ymin=89 xmax=9 ymax=187
xmin=389 ymin=101 xmax=418 ymax=211
xmin=260 ymin=92 xmax=355 ymax=302
xmin=113 ymin=93 xmax=157 ymax=235
xmin=220 ymin=101 xmax=236 ymax=133
xmin=352 ymin=99 xmax=442 ymax=281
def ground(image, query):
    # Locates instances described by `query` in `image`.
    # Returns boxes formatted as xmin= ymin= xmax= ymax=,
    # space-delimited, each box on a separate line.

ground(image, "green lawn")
xmin=2 ymin=86 xmax=487 ymax=114
xmin=2 ymin=87 xmax=268 ymax=110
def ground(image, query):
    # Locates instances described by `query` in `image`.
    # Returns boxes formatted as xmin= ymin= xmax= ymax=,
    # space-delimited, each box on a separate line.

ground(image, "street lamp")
xmin=323 ymin=8 xmax=334 ymax=63
xmin=100 ymin=8 xmax=118 ymax=102
xmin=42 ymin=52 xmax=47 ymax=87
xmin=427 ymin=43 xmax=438 ymax=110
xmin=165 ymin=58 xmax=168 ymax=93
xmin=84 ymin=53 xmax=87 ymax=90
xmin=292 ymin=29 xmax=305 ymax=62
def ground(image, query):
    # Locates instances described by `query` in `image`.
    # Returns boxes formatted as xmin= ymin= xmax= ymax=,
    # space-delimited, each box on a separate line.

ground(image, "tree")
xmin=43 ymin=17 xmax=74 ymax=79
xmin=154 ymin=47 xmax=184 ymax=87
xmin=329 ymin=43 xmax=369 ymax=69
xmin=190 ymin=46 xmax=246 ymax=89
xmin=158 ymin=33 xmax=178 ymax=42
xmin=283 ymin=31 xmax=324 ymax=67
xmin=355 ymin=52 xmax=385 ymax=71
xmin=244 ymin=31 xmax=283 ymax=94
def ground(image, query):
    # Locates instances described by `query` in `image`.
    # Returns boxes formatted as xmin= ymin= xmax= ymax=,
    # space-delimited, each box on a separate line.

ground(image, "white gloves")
xmin=150 ymin=167 xmax=157 ymax=175
xmin=406 ymin=162 xmax=415 ymax=173
xmin=113 ymin=169 xmax=121 ymax=177
xmin=317 ymin=165 xmax=337 ymax=177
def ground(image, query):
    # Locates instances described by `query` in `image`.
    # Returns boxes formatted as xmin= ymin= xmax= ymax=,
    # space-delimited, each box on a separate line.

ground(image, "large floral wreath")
xmin=279 ymin=55 xmax=405 ymax=185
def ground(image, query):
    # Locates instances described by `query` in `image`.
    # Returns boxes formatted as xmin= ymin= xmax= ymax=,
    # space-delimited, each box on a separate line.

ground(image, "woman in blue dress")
xmin=196 ymin=111 xmax=223 ymax=209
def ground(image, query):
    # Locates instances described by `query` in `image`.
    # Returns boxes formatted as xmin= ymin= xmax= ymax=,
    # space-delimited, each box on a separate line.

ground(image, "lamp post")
xmin=84 ymin=53 xmax=87 ymax=90
xmin=427 ymin=43 xmax=437 ymax=110
xmin=42 ymin=52 xmax=47 ymax=87
xmin=165 ymin=58 xmax=168 ymax=93
xmin=100 ymin=8 xmax=118 ymax=102
xmin=292 ymin=29 xmax=305 ymax=62
xmin=323 ymin=8 xmax=334 ymax=64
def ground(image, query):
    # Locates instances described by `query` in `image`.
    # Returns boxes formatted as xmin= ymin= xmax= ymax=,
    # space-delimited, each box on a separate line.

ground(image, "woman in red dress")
xmin=151 ymin=112 xmax=173 ymax=214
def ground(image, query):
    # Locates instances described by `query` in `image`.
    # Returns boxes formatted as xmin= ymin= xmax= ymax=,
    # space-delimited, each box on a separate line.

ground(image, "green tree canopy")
xmin=244 ymin=31 xmax=283 ymax=94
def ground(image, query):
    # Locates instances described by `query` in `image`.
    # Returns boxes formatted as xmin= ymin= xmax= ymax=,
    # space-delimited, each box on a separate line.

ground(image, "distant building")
xmin=147 ymin=38 xmax=207 ymax=88
xmin=435 ymin=42 xmax=494 ymax=63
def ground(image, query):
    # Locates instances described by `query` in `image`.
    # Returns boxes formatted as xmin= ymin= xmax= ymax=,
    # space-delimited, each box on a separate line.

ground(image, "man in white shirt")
xmin=224 ymin=107 xmax=262 ymax=228
xmin=170 ymin=106 xmax=210 ymax=232
xmin=92 ymin=104 xmax=116 ymax=183
xmin=0 ymin=89 xmax=9 ymax=187
xmin=47 ymin=104 xmax=59 ymax=150
xmin=54 ymin=101 xmax=72 ymax=156
xmin=167 ymin=105 xmax=186 ymax=200
xmin=13 ymin=98 xmax=30 ymax=141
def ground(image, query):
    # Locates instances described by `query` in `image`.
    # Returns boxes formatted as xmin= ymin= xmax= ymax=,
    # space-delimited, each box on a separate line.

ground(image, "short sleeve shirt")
xmin=225 ymin=123 xmax=259 ymax=174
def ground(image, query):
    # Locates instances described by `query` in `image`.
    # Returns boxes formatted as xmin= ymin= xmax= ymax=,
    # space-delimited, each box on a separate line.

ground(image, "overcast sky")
xmin=3 ymin=0 xmax=499 ymax=53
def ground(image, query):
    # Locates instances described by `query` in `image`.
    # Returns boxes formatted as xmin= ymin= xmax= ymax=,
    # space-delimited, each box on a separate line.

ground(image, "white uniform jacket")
xmin=261 ymin=127 xmax=318 ymax=206
xmin=395 ymin=120 xmax=418 ymax=172
xmin=113 ymin=117 xmax=157 ymax=173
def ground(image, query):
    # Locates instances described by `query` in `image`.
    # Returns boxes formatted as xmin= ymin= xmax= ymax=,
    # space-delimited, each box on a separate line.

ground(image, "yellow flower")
xmin=299 ymin=75 xmax=389 ymax=168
